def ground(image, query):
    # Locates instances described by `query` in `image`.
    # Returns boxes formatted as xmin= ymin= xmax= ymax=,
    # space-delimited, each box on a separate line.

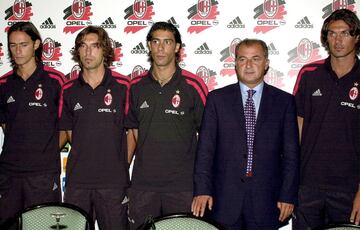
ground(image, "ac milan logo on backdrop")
xmin=196 ymin=66 xmax=218 ymax=91
xmin=4 ymin=0 xmax=33 ymax=32
xmin=65 ymin=65 xmax=81 ymax=80
xmin=187 ymin=0 xmax=219 ymax=34
xmin=124 ymin=0 xmax=155 ymax=34
xmin=129 ymin=65 xmax=147 ymax=79
xmin=178 ymin=43 xmax=187 ymax=68
xmin=322 ymin=0 xmax=356 ymax=19
xmin=63 ymin=0 xmax=93 ymax=34
xmin=264 ymin=67 xmax=285 ymax=89
xmin=287 ymin=38 xmax=322 ymax=78
xmin=253 ymin=0 xmax=287 ymax=34
xmin=42 ymin=38 xmax=62 ymax=68
xmin=219 ymin=38 xmax=241 ymax=77
xmin=0 ymin=43 xmax=4 ymax=66
xmin=110 ymin=39 xmax=123 ymax=68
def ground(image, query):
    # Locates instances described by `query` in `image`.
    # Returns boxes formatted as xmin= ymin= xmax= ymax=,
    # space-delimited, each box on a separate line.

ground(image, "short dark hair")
xmin=235 ymin=38 xmax=269 ymax=75
xmin=7 ymin=21 xmax=42 ymax=67
xmin=72 ymin=26 xmax=114 ymax=67
xmin=235 ymin=38 xmax=269 ymax=59
xmin=321 ymin=9 xmax=360 ymax=54
xmin=146 ymin=21 xmax=182 ymax=62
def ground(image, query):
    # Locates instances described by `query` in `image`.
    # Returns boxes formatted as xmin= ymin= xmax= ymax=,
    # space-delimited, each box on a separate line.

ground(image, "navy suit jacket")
xmin=194 ymin=82 xmax=299 ymax=225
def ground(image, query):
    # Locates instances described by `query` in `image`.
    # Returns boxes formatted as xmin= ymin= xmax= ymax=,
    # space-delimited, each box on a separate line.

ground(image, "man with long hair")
xmin=59 ymin=26 xmax=130 ymax=230
xmin=0 ymin=21 xmax=65 ymax=229
xmin=293 ymin=9 xmax=360 ymax=229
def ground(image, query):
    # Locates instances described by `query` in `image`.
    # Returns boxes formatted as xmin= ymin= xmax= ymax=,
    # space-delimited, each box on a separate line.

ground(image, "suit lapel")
xmin=231 ymin=84 xmax=247 ymax=136
xmin=255 ymin=83 xmax=273 ymax=133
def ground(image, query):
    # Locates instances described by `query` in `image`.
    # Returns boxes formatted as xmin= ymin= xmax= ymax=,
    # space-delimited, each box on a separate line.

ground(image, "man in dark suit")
xmin=192 ymin=38 xmax=299 ymax=230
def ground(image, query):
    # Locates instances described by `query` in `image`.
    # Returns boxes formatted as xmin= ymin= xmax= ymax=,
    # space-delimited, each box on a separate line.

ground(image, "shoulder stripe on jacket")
xmin=292 ymin=59 xmax=325 ymax=95
xmin=0 ymin=70 xmax=14 ymax=85
xmin=58 ymin=81 xmax=75 ymax=119
xmin=130 ymin=71 xmax=148 ymax=86
xmin=44 ymin=66 xmax=66 ymax=86
xmin=182 ymin=69 xmax=208 ymax=105
xmin=112 ymin=71 xmax=130 ymax=114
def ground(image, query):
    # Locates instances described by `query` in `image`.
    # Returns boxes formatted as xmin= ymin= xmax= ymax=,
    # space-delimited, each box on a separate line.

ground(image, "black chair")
xmin=18 ymin=202 xmax=94 ymax=230
xmin=139 ymin=213 xmax=224 ymax=230
xmin=313 ymin=223 xmax=360 ymax=230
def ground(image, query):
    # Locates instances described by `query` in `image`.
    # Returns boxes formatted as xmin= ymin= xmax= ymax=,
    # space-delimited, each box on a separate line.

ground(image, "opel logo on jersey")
xmin=172 ymin=94 xmax=181 ymax=108
xmin=349 ymin=87 xmax=358 ymax=101
xmin=35 ymin=88 xmax=43 ymax=100
xmin=104 ymin=93 xmax=112 ymax=106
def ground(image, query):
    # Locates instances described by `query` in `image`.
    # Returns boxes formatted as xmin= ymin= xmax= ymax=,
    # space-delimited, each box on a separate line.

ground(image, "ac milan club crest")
xmin=172 ymin=94 xmax=181 ymax=108
xmin=43 ymin=38 xmax=55 ymax=59
xmin=104 ymin=92 xmax=112 ymax=106
xmin=35 ymin=88 xmax=43 ymax=100
xmin=63 ymin=0 xmax=93 ymax=34
xmin=130 ymin=65 xmax=146 ymax=79
xmin=219 ymin=38 xmax=241 ymax=77
xmin=4 ymin=0 xmax=34 ymax=32
xmin=65 ymin=65 xmax=81 ymax=80
xmin=123 ymin=0 xmax=155 ymax=34
xmin=253 ymin=0 xmax=287 ymax=34
xmin=187 ymin=0 xmax=219 ymax=34
xmin=322 ymin=0 xmax=356 ymax=19
xmin=196 ymin=66 xmax=218 ymax=91
xmin=349 ymin=86 xmax=358 ymax=101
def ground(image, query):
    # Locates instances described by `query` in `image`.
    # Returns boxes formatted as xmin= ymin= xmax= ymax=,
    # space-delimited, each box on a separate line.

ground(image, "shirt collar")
xmin=239 ymin=81 xmax=264 ymax=97
xmin=148 ymin=65 xmax=181 ymax=86
xmin=13 ymin=62 xmax=43 ymax=81
xmin=78 ymin=68 xmax=112 ymax=87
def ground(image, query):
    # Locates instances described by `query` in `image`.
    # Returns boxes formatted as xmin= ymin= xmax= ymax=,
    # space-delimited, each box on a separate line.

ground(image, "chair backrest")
xmin=140 ymin=213 xmax=222 ymax=230
xmin=313 ymin=223 xmax=360 ymax=230
xmin=19 ymin=202 xmax=93 ymax=230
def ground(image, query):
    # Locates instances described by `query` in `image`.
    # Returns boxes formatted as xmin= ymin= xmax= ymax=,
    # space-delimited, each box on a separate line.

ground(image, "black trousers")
xmin=64 ymin=186 xmax=128 ymax=230
xmin=293 ymin=185 xmax=355 ymax=230
xmin=127 ymin=188 xmax=193 ymax=230
xmin=0 ymin=172 xmax=61 ymax=230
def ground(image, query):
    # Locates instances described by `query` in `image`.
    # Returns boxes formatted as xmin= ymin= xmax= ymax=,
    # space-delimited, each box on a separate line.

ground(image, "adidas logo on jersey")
xmin=40 ymin=17 xmax=56 ymax=29
xmin=131 ymin=42 xmax=147 ymax=54
xmin=312 ymin=89 xmax=322 ymax=96
xmin=140 ymin=101 xmax=149 ymax=109
xmin=73 ymin=103 xmax=83 ymax=111
xmin=295 ymin=16 xmax=314 ymax=29
xmin=195 ymin=43 xmax=212 ymax=54
xmin=121 ymin=195 xmax=129 ymax=204
xmin=7 ymin=96 xmax=15 ymax=104
xmin=52 ymin=182 xmax=58 ymax=191
xmin=227 ymin=16 xmax=245 ymax=28
xmin=100 ymin=17 xmax=116 ymax=29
